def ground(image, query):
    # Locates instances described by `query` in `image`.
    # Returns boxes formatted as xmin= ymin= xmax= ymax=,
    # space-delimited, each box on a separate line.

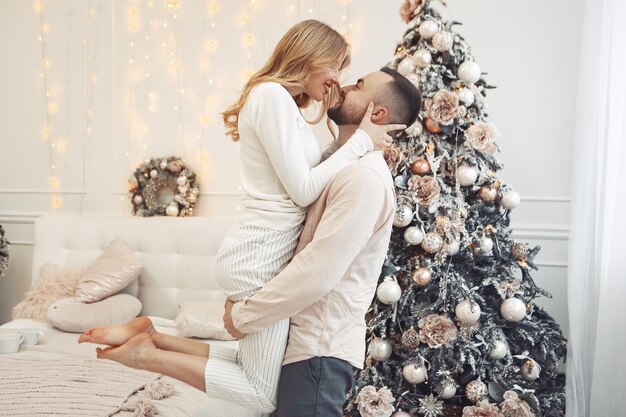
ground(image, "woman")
xmin=78 ymin=19 xmax=404 ymax=413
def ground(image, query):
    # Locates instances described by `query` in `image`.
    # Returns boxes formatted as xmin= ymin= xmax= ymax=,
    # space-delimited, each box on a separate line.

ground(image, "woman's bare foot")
xmin=96 ymin=333 xmax=156 ymax=370
xmin=78 ymin=316 xmax=156 ymax=346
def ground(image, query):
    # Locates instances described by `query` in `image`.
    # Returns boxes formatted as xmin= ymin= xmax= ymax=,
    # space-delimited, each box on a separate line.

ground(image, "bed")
xmin=0 ymin=214 xmax=263 ymax=417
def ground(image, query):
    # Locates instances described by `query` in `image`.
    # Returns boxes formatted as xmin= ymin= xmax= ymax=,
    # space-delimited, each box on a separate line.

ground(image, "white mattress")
xmin=0 ymin=318 xmax=262 ymax=417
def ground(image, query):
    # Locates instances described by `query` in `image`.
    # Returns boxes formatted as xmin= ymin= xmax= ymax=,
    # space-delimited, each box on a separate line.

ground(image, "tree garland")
xmin=128 ymin=156 xmax=199 ymax=217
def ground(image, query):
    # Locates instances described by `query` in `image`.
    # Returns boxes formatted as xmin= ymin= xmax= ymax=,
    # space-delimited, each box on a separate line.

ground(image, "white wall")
xmin=0 ymin=0 xmax=584 ymax=330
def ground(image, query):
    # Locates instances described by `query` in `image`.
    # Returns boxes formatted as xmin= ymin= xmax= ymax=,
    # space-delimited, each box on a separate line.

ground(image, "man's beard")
xmin=327 ymin=102 xmax=363 ymax=126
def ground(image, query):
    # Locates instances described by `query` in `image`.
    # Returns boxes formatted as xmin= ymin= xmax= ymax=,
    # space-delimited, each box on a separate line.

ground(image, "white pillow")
xmin=174 ymin=300 xmax=235 ymax=340
xmin=47 ymin=294 xmax=142 ymax=333
xmin=75 ymin=238 xmax=142 ymax=303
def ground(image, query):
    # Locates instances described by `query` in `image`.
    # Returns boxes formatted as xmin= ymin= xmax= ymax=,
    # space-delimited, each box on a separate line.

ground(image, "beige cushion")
xmin=75 ymin=238 xmax=142 ymax=303
xmin=47 ymin=294 xmax=143 ymax=333
xmin=12 ymin=263 xmax=85 ymax=321
xmin=174 ymin=300 xmax=235 ymax=340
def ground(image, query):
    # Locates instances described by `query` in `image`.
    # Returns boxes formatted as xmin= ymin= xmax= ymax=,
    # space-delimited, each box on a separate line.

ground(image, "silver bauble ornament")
xmin=368 ymin=338 xmax=393 ymax=361
xmin=133 ymin=195 xmax=143 ymax=205
xmin=402 ymin=363 xmax=428 ymax=384
xmin=455 ymin=299 xmax=481 ymax=324
xmin=478 ymin=237 xmax=494 ymax=254
xmin=465 ymin=378 xmax=488 ymax=403
xmin=502 ymin=190 xmax=521 ymax=209
xmin=176 ymin=175 xmax=188 ymax=185
xmin=457 ymin=165 xmax=478 ymax=186
xmin=490 ymin=340 xmax=508 ymax=359
xmin=500 ymin=298 xmax=527 ymax=322
xmin=376 ymin=279 xmax=402 ymax=305
xmin=160 ymin=160 xmax=168 ymax=169
xmin=421 ymin=232 xmax=444 ymax=253
xmin=432 ymin=31 xmax=454 ymax=52
xmin=404 ymin=226 xmax=424 ymax=245
xmin=391 ymin=412 xmax=411 ymax=417
xmin=401 ymin=328 xmax=420 ymax=350
xmin=438 ymin=382 xmax=456 ymax=399
xmin=445 ymin=240 xmax=460 ymax=256
xmin=458 ymin=61 xmax=482 ymax=84
xmin=413 ymin=48 xmax=432 ymax=68
xmin=150 ymin=169 xmax=159 ymax=178
xmin=521 ymin=358 xmax=541 ymax=381
xmin=398 ymin=56 xmax=416 ymax=76
xmin=393 ymin=204 xmax=414 ymax=228
xmin=418 ymin=20 xmax=439 ymax=39
xmin=458 ymin=88 xmax=475 ymax=105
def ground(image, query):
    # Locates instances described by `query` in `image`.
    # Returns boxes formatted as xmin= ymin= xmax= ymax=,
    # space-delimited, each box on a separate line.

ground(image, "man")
xmin=224 ymin=67 xmax=422 ymax=417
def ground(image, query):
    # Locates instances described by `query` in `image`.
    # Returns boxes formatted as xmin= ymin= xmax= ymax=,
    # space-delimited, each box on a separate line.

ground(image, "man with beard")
xmin=224 ymin=67 xmax=422 ymax=417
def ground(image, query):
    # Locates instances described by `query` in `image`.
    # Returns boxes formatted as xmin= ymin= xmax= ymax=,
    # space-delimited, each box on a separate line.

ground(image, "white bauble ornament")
xmin=178 ymin=185 xmax=189 ymax=194
xmin=455 ymin=299 xmax=481 ymax=324
xmin=457 ymin=165 xmax=478 ymax=187
xmin=165 ymin=204 xmax=179 ymax=217
xmin=458 ymin=88 xmax=475 ymax=105
xmin=413 ymin=49 xmax=432 ymax=68
xmin=500 ymin=298 xmax=527 ymax=322
xmin=392 ymin=412 xmax=411 ymax=417
xmin=478 ymin=237 xmax=494 ymax=254
xmin=368 ymin=338 xmax=393 ymax=361
xmin=404 ymin=226 xmax=424 ymax=245
xmin=418 ymin=20 xmax=439 ymax=40
xmin=445 ymin=240 xmax=460 ymax=256
xmin=398 ymin=56 xmax=416 ymax=76
xmin=377 ymin=279 xmax=402 ymax=305
xmin=393 ymin=204 xmax=414 ymax=228
xmin=458 ymin=61 xmax=482 ymax=84
xmin=160 ymin=160 xmax=168 ymax=169
xmin=439 ymin=383 xmax=456 ymax=399
xmin=490 ymin=340 xmax=508 ymax=359
xmin=521 ymin=358 xmax=541 ymax=381
xmin=133 ymin=195 xmax=143 ymax=205
xmin=150 ymin=169 xmax=158 ymax=178
xmin=502 ymin=190 xmax=521 ymax=209
xmin=405 ymin=121 xmax=423 ymax=137
xmin=176 ymin=175 xmax=188 ymax=185
xmin=402 ymin=363 xmax=428 ymax=384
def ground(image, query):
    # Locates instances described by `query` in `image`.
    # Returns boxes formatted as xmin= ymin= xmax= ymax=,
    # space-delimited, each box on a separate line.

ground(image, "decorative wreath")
xmin=128 ymin=156 xmax=199 ymax=217
xmin=0 ymin=225 xmax=9 ymax=277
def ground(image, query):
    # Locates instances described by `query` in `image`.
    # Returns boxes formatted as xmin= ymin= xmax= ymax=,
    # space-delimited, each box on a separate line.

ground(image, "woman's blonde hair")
xmin=222 ymin=19 xmax=350 ymax=142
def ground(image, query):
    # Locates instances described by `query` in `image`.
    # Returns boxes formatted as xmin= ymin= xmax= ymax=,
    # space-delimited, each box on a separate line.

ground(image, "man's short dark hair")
xmin=379 ymin=66 xmax=422 ymax=127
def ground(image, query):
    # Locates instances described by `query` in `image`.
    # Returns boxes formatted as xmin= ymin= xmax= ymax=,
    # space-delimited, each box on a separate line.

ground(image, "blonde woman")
xmin=78 ymin=20 xmax=404 ymax=414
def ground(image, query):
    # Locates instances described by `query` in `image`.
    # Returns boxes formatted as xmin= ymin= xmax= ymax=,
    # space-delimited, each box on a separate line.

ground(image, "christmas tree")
xmin=344 ymin=2 xmax=566 ymax=417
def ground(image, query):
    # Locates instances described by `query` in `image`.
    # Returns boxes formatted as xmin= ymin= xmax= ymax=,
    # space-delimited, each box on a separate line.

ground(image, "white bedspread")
xmin=0 ymin=319 xmax=262 ymax=417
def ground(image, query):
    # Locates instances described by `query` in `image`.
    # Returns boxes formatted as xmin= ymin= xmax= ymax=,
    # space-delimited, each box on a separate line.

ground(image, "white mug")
xmin=0 ymin=333 xmax=24 ymax=354
xmin=18 ymin=327 xmax=44 ymax=346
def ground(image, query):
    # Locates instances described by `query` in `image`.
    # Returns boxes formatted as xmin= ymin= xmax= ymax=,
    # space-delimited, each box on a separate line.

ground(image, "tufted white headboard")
xmin=32 ymin=214 xmax=239 ymax=319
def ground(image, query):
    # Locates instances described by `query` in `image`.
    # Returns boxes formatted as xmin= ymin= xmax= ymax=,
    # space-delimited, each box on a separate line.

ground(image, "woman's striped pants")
xmin=206 ymin=224 xmax=301 ymax=414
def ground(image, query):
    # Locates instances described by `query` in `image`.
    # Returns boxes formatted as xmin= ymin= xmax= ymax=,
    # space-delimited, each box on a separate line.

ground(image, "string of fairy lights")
xmin=36 ymin=0 xmax=353 ymax=211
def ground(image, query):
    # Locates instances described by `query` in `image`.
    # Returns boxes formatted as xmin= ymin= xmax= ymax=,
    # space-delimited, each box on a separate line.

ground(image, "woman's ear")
xmin=370 ymin=106 xmax=389 ymax=123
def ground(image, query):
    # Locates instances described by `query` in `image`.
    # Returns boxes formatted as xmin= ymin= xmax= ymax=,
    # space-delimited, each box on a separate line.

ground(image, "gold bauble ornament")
xmin=411 ymin=158 xmax=431 ymax=175
xmin=421 ymin=232 xmax=444 ymax=253
xmin=412 ymin=267 xmax=432 ymax=287
xmin=479 ymin=185 xmax=498 ymax=203
xmin=511 ymin=241 xmax=529 ymax=260
xmin=424 ymin=118 xmax=442 ymax=133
